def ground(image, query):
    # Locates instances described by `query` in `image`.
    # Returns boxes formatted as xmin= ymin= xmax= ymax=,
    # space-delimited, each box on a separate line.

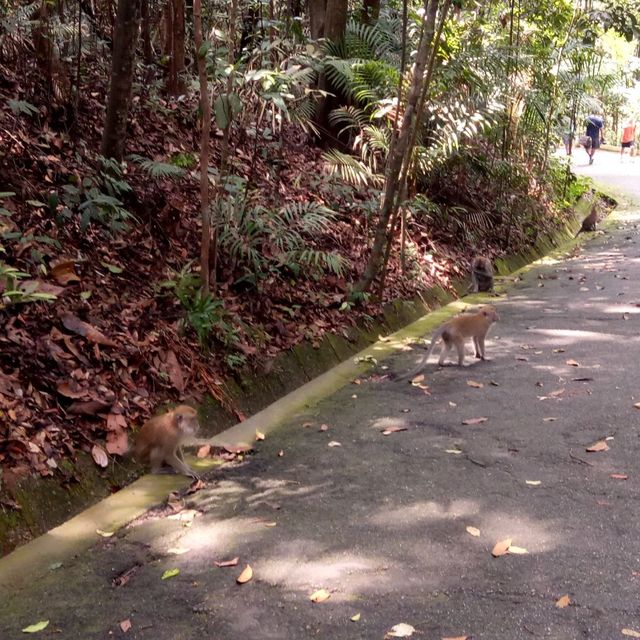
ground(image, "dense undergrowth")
xmin=0 ymin=58 xmax=584 ymax=498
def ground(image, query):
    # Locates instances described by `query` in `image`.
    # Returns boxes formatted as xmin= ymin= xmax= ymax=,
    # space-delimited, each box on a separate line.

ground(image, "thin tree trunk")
xmin=141 ymin=0 xmax=153 ymax=63
xmin=353 ymin=0 xmax=436 ymax=296
xmin=194 ymin=0 xmax=211 ymax=294
xmin=101 ymin=0 xmax=141 ymax=160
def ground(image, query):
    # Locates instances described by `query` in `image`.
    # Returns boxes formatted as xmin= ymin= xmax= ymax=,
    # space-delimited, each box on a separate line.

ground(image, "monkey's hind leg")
xmin=453 ymin=336 xmax=466 ymax=366
xmin=437 ymin=336 xmax=452 ymax=366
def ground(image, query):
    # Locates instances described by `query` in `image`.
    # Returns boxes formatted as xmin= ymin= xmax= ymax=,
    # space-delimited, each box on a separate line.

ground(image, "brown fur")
xmin=133 ymin=405 xmax=200 ymax=479
xmin=401 ymin=305 xmax=499 ymax=380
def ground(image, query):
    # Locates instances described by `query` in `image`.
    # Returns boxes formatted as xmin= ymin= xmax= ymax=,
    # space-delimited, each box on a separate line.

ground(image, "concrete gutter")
xmin=0 ymin=197 xmax=614 ymax=591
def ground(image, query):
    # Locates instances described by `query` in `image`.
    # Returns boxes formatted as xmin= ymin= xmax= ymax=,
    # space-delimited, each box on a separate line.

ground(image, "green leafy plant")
xmin=217 ymin=198 xmax=348 ymax=283
xmin=58 ymin=159 xmax=133 ymax=233
xmin=128 ymin=154 xmax=186 ymax=180
xmin=158 ymin=263 xmax=239 ymax=348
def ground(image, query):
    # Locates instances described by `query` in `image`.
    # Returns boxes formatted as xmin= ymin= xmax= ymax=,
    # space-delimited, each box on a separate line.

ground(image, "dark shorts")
xmin=622 ymin=140 xmax=634 ymax=148
xmin=587 ymin=135 xmax=600 ymax=149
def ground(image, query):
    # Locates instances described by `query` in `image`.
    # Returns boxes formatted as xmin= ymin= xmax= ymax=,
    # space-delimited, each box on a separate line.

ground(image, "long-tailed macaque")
xmin=401 ymin=305 xmax=499 ymax=380
xmin=133 ymin=405 xmax=200 ymax=479
xmin=468 ymin=255 xmax=494 ymax=293
xmin=575 ymin=204 xmax=598 ymax=237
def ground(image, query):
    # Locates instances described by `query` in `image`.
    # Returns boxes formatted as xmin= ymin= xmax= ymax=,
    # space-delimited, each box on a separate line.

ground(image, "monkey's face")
xmin=175 ymin=407 xmax=200 ymax=437
xmin=481 ymin=305 xmax=499 ymax=322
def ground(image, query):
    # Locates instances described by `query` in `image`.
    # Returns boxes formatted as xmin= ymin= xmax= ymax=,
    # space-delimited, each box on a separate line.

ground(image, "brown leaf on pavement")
xmin=255 ymin=430 xmax=265 ymax=441
xmin=382 ymin=426 xmax=408 ymax=436
xmin=566 ymin=359 xmax=580 ymax=367
xmin=491 ymin=538 xmax=512 ymax=557
xmin=465 ymin=526 xmax=480 ymax=537
xmin=236 ymin=564 xmax=253 ymax=583
xmin=309 ymin=588 xmax=331 ymax=603
xmin=214 ymin=557 xmax=239 ymax=567
xmin=555 ymin=594 xmax=571 ymax=608
xmin=610 ymin=473 xmax=628 ymax=480
xmin=119 ymin=619 xmax=132 ymax=633
xmin=622 ymin=629 xmax=640 ymax=638
xmin=586 ymin=440 xmax=609 ymax=452
xmin=462 ymin=417 xmax=488 ymax=425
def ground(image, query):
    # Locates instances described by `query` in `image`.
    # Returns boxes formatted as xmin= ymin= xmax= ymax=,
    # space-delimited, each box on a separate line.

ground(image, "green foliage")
xmin=0 ymin=262 xmax=58 ymax=308
xmin=158 ymin=263 xmax=239 ymax=348
xmin=128 ymin=154 xmax=186 ymax=180
xmin=169 ymin=153 xmax=197 ymax=169
xmin=58 ymin=159 xmax=133 ymax=233
xmin=217 ymin=197 xmax=347 ymax=283
xmin=7 ymin=99 xmax=38 ymax=117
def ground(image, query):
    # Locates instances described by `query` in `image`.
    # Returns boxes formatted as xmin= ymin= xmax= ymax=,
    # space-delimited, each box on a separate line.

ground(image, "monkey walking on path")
xmin=399 ymin=305 xmax=499 ymax=381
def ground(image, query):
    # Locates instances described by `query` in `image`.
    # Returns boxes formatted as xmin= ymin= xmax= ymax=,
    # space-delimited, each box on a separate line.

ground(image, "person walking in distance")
xmin=585 ymin=114 xmax=604 ymax=165
xmin=620 ymin=118 xmax=636 ymax=162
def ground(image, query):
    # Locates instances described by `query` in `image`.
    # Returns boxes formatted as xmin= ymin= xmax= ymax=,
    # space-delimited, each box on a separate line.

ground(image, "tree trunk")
xmin=101 ymin=0 xmax=141 ymax=160
xmin=361 ymin=0 xmax=380 ymax=24
xmin=309 ymin=0 xmax=327 ymax=40
xmin=194 ymin=0 xmax=211 ymax=295
xmin=141 ymin=0 xmax=153 ymax=64
xmin=167 ymin=0 xmax=186 ymax=95
xmin=353 ymin=0 xmax=436 ymax=296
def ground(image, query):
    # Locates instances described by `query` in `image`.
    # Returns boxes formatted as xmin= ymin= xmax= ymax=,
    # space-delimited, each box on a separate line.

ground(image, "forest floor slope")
xmin=1 ymin=151 xmax=640 ymax=638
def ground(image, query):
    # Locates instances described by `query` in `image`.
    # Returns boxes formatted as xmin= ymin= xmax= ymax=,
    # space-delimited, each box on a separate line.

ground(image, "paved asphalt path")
xmin=2 ymin=151 xmax=640 ymax=639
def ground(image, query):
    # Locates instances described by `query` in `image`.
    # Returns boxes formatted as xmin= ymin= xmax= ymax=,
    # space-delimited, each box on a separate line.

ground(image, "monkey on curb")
xmin=575 ymin=204 xmax=598 ymax=237
xmin=400 ymin=305 xmax=500 ymax=380
xmin=132 ymin=405 xmax=201 ymax=479
xmin=468 ymin=255 xmax=494 ymax=293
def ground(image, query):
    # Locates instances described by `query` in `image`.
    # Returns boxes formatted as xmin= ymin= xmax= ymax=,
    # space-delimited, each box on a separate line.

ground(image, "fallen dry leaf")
xmin=328 ymin=441 xmax=342 ymax=447
xmin=466 ymin=526 xmax=480 ymax=537
xmin=386 ymin=623 xmax=416 ymax=638
xmin=277 ymin=449 xmax=284 ymax=457
xmin=382 ymin=426 xmax=408 ymax=436
xmin=555 ymin=594 xmax=571 ymax=608
xmin=96 ymin=529 xmax=114 ymax=538
xmin=91 ymin=444 xmax=109 ymax=468
xmin=466 ymin=380 xmax=484 ymax=388
xmin=516 ymin=356 xmax=529 ymax=361
xmin=507 ymin=545 xmax=529 ymax=554
xmin=462 ymin=417 xmax=488 ymax=425
xmin=62 ymin=313 xmax=116 ymax=346
xmin=610 ymin=473 xmax=628 ymax=480
xmin=236 ymin=565 xmax=253 ymax=584
xmin=51 ymin=259 xmax=81 ymax=285
xmin=566 ymin=359 xmax=580 ymax=367
xmin=634 ymin=403 xmax=640 ymax=410
xmin=543 ymin=417 xmax=557 ymax=422
xmin=119 ymin=619 xmax=132 ymax=633
xmin=586 ymin=440 xmax=609 ymax=453
xmin=197 ymin=444 xmax=212 ymax=458
xmin=319 ymin=424 xmax=329 ymax=432
xmin=442 ymin=636 xmax=471 ymax=640
xmin=309 ymin=588 xmax=331 ymax=603
xmin=350 ymin=613 xmax=361 ymax=622
xmin=491 ymin=538 xmax=512 ymax=557
xmin=410 ymin=374 xmax=425 ymax=385
xmin=525 ymin=480 xmax=541 ymax=486
xmin=302 ymin=422 xmax=313 ymax=427
xmin=553 ymin=348 xmax=566 ymax=353
xmin=255 ymin=431 xmax=265 ymax=441
xmin=214 ymin=557 xmax=239 ymax=568
xmin=163 ymin=350 xmax=185 ymax=393
xmin=622 ymin=629 xmax=640 ymax=638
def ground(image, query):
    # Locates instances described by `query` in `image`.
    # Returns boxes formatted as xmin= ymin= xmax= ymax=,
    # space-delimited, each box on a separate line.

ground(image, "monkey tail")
xmin=398 ymin=328 xmax=443 ymax=382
